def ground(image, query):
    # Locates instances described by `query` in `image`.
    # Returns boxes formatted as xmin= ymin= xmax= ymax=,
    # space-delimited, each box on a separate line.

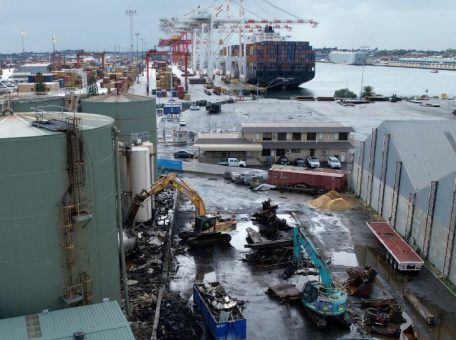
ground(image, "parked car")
xmin=218 ymin=158 xmax=246 ymax=167
xmin=277 ymin=157 xmax=290 ymax=165
xmin=190 ymin=104 xmax=200 ymax=111
xmin=173 ymin=150 xmax=194 ymax=159
xmin=306 ymin=156 xmax=320 ymax=168
xmin=292 ymin=158 xmax=306 ymax=167
xmin=327 ymin=156 xmax=341 ymax=169
xmin=179 ymin=118 xmax=187 ymax=126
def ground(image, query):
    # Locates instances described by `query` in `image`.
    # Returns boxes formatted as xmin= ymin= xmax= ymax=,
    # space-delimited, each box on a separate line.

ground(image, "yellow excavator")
xmin=123 ymin=173 xmax=236 ymax=246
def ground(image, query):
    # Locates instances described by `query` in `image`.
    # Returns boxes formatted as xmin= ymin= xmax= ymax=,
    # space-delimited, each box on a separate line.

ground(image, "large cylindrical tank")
xmin=0 ymin=110 xmax=121 ymax=318
xmin=81 ymin=93 xmax=156 ymax=145
xmin=81 ymin=93 xmax=157 ymax=180
xmin=131 ymin=146 xmax=152 ymax=223
xmin=11 ymin=96 xmax=65 ymax=112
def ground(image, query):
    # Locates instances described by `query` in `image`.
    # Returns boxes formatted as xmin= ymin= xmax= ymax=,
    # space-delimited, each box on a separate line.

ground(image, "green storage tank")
xmin=81 ymin=93 xmax=157 ymax=179
xmin=81 ymin=93 xmax=156 ymax=144
xmin=11 ymin=96 xmax=65 ymax=112
xmin=0 ymin=110 xmax=121 ymax=318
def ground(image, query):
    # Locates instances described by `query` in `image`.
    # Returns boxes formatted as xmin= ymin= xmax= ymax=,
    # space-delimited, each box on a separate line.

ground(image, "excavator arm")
xmin=293 ymin=227 xmax=333 ymax=289
xmin=123 ymin=173 xmax=209 ymax=230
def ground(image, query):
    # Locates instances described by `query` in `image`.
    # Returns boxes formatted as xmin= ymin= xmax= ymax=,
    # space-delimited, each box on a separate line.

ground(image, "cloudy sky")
xmin=0 ymin=0 xmax=454 ymax=53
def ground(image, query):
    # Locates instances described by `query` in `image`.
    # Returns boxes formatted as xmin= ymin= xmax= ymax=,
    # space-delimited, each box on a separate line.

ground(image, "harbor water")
xmin=267 ymin=62 xmax=456 ymax=98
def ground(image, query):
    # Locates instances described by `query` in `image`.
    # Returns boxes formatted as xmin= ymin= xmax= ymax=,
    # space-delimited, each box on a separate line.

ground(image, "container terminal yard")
xmin=1 ymin=1 xmax=456 ymax=340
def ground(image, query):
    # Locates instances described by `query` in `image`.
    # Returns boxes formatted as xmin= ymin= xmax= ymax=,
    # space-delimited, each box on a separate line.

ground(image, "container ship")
xmin=220 ymin=26 xmax=315 ymax=89
xmin=328 ymin=51 xmax=366 ymax=65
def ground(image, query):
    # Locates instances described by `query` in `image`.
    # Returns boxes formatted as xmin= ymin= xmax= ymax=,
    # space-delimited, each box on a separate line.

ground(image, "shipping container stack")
xmin=244 ymin=40 xmax=315 ymax=88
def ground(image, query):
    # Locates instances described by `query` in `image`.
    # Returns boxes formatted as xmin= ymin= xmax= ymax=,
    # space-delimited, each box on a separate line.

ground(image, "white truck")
xmin=218 ymin=158 xmax=246 ymax=167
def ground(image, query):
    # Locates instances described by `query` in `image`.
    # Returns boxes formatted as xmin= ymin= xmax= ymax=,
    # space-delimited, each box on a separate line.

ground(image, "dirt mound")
xmin=310 ymin=191 xmax=352 ymax=211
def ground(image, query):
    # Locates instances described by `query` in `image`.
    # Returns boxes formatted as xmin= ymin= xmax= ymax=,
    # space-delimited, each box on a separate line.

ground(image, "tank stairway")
xmin=60 ymin=116 xmax=93 ymax=306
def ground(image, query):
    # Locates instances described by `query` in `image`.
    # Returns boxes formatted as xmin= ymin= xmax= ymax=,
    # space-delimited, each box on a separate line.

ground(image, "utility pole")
xmin=125 ymin=9 xmax=137 ymax=57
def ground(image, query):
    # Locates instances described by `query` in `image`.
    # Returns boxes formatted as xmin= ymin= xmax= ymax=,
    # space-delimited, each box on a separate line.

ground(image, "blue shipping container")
xmin=193 ymin=283 xmax=246 ymax=340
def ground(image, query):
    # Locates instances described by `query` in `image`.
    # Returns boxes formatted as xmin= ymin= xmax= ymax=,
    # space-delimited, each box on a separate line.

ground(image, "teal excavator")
xmin=289 ymin=227 xmax=348 ymax=328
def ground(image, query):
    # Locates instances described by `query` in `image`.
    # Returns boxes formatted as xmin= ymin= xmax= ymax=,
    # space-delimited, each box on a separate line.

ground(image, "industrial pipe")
xmin=113 ymin=126 xmax=131 ymax=317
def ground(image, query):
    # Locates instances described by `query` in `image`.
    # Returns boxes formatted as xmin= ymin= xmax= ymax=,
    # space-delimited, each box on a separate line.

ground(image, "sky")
xmin=0 ymin=0 xmax=455 ymax=53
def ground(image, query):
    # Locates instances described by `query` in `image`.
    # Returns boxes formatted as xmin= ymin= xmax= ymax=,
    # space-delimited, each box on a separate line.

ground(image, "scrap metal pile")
xmin=344 ymin=266 xmax=377 ymax=297
xmin=127 ymin=188 xmax=201 ymax=339
xmin=157 ymin=292 xmax=203 ymax=340
xmin=252 ymin=199 xmax=291 ymax=238
xmin=196 ymin=282 xmax=245 ymax=322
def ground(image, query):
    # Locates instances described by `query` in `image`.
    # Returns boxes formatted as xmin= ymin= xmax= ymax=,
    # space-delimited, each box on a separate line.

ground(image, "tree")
xmin=334 ymin=88 xmax=357 ymax=99
xmin=361 ymin=85 xmax=375 ymax=98
xmin=87 ymin=75 xmax=98 ymax=97
xmin=34 ymin=72 xmax=47 ymax=94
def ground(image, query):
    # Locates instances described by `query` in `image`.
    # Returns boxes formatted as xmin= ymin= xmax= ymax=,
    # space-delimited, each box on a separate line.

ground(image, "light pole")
xmin=20 ymin=31 xmax=25 ymax=59
xmin=125 ymin=9 xmax=137 ymax=57
xmin=135 ymin=32 xmax=140 ymax=58
xmin=140 ymin=38 xmax=144 ymax=55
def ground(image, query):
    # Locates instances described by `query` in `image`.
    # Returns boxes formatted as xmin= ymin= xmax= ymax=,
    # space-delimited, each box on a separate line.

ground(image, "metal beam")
xmin=390 ymin=161 xmax=402 ymax=228
xmin=423 ymin=181 xmax=438 ymax=259
xmin=357 ymin=141 xmax=365 ymax=197
xmin=443 ymin=181 xmax=456 ymax=277
xmin=405 ymin=192 xmax=416 ymax=241
xmin=378 ymin=133 xmax=390 ymax=215
xmin=366 ymin=128 xmax=377 ymax=206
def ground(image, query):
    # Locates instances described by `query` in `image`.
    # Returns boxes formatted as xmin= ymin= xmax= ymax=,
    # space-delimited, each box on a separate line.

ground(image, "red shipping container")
xmin=267 ymin=165 xmax=347 ymax=192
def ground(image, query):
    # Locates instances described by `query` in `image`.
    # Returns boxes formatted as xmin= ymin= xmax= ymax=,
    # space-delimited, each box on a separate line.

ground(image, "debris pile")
xmin=252 ymin=199 xmax=291 ymax=237
xmin=127 ymin=188 xmax=179 ymax=339
xmin=195 ymin=282 xmax=245 ymax=322
xmin=349 ymin=297 xmax=406 ymax=339
xmin=157 ymin=292 xmax=203 ymax=340
xmin=344 ymin=266 xmax=377 ymax=297
xmin=310 ymin=190 xmax=352 ymax=211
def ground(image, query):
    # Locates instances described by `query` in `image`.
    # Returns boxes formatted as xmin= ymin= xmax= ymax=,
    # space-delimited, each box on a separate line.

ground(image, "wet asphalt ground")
xmin=168 ymin=174 xmax=456 ymax=340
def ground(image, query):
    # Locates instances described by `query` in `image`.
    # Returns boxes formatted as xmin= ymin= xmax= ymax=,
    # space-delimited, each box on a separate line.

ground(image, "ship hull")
xmin=221 ymin=39 xmax=315 ymax=89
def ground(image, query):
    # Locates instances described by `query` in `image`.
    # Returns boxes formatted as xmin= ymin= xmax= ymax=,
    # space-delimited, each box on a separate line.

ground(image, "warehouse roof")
xmin=195 ymin=132 xmax=262 ymax=151
xmin=0 ymin=301 xmax=134 ymax=340
xmin=241 ymin=122 xmax=354 ymax=133
xmin=0 ymin=111 xmax=113 ymax=139
xmin=261 ymin=141 xmax=353 ymax=150
xmin=380 ymin=120 xmax=456 ymax=190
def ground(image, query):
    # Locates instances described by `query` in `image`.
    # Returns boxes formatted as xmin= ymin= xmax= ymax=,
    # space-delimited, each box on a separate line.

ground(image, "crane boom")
xmin=293 ymin=227 xmax=333 ymax=289
xmin=123 ymin=173 xmax=207 ymax=229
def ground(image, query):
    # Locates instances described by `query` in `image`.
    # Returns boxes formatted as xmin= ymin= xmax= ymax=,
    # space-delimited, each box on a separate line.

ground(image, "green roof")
xmin=0 ymin=301 xmax=134 ymax=340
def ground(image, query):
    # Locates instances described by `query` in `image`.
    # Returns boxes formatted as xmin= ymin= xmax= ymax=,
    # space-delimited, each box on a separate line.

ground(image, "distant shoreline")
xmin=316 ymin=61 xmax=456 ymax=72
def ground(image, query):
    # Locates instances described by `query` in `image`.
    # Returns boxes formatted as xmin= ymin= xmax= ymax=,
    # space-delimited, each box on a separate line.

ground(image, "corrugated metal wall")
xmin=351 ymin=127 xmax=456 ymax=284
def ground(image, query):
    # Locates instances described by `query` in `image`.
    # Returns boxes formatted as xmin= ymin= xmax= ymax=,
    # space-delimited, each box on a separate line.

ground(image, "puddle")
xmin=331 ymin=251 xmax=358 ymax=267
xmin=229 ymin=220 xmax=258 ymax=251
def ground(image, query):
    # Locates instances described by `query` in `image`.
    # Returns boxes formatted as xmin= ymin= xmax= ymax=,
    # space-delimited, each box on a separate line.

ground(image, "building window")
xmin=309 ymin=149 xmax=315 ymax=157
xmin=292 ymin=133 xmax=301 ymax=141
xmin=263 ymin=132 xmax=272 ymax=141
xmin=339 ymin=132 xmax=349 ymax=140
xmin=276 ymin=149 xmax=285 ymax=156
xmin=262 ymin=149 xmax=271 ymax=156
xmin=291 ymin=149 xmax=301 ymax=153
xmin=307 ymin=132 xmax=316 ymax=141
xmin=277 ymin=132 xmax=287 ymax=141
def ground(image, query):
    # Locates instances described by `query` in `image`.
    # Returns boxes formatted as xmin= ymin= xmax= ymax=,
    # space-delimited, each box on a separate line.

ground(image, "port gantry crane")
xmin=158 ymin=0 xmax=318 ymax=79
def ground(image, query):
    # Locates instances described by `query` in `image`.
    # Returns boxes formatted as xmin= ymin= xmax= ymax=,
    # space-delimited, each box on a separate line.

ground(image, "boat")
xmin=220 ymin=25 xmax=315 ymax=89
xmin=431 ymin=69 xmax=439 ymax=73
xmin=328 ymin=51 xmax=366 ymax=65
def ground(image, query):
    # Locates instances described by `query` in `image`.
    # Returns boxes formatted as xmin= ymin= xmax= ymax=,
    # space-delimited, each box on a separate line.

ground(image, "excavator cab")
xmin=194 ymin=215 xmax=217 ymax=233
